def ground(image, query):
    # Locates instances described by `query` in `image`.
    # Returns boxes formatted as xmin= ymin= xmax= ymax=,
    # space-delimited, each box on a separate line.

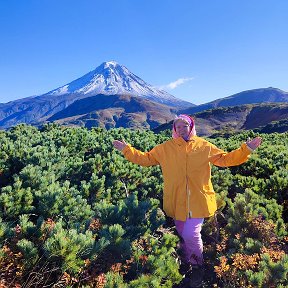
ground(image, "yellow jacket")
xmin=122 ymin=135 xmax=251 ymax=221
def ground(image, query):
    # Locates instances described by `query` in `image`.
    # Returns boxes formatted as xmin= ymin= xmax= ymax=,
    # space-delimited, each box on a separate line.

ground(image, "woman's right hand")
xmin=113 ymin=139 xmax=128 ymax=151
xmin=246 ymin=136 xmax=262 ymax=150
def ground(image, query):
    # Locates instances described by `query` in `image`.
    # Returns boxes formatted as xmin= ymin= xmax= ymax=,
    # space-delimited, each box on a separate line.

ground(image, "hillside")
xmin=47 ymin=94 xmax=176 ymax=129
xmin=154 ymin=103 xmax=288 ymax=136
xmin=0 ymin=93 xmax=81 ymax=129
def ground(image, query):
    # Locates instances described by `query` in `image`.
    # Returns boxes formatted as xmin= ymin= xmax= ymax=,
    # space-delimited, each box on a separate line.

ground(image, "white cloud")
xmin=159 ymin=77 xmax=194 ymax=90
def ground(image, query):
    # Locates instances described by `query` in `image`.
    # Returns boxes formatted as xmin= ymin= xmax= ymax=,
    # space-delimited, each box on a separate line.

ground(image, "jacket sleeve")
xmin=208 ymin=142 xmax=251 ymax=167
xmin=122 ymin=144 xmax=160 ymax=167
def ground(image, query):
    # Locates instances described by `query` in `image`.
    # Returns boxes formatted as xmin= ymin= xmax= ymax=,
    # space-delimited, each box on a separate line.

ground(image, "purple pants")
xmin=174 ymin=218 xmax=204 ymax=265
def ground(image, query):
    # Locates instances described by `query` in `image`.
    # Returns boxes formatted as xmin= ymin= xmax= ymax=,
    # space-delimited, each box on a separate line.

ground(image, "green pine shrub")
xmin=0 ymin=124 xmax=286 ymax=287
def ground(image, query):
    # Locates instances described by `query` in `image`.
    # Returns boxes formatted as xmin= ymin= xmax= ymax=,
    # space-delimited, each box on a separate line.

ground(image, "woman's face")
xmin=175 ymin=119 xmax=191 ymax=139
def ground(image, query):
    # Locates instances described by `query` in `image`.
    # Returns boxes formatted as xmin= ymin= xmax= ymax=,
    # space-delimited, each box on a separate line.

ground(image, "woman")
xmin=113 ymin=114 xmax=261 ymax=287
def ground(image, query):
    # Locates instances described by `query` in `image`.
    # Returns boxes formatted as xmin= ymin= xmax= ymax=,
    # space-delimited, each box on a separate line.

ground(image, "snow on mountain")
xmin=46 ymin=61 xmax=192 ymax=107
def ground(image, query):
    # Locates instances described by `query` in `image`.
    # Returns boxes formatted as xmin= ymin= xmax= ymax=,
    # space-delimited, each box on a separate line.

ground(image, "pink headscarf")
xmin=172 ymin=114 xmax=196 ymax=139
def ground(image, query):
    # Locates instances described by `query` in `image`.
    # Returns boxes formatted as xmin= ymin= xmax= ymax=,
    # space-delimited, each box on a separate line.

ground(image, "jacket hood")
xmin=172 ymin=114 xmax=197 ymax=139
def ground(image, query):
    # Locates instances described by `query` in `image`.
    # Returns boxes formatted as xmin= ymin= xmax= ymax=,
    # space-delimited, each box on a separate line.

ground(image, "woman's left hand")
xmin=246 ymin=136 xmax=262 ymax=150
xmin=113 ymin=139 xmax=128 ymax=151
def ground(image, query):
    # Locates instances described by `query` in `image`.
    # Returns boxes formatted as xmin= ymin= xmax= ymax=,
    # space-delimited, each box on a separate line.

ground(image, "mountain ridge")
xmin=154 ymin=102 xmax=288 ymax=136
xmin=180 ymin=87 xmax=288 ymax=114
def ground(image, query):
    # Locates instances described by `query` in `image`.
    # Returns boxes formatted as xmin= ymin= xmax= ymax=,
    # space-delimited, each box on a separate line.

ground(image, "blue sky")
xmin=1 ymin=0 xmax=288 ymax=105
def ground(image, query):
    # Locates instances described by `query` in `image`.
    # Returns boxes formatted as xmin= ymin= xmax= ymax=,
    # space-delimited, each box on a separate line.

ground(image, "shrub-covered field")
xmin=0 ymin=124 xmax=287 ymax=287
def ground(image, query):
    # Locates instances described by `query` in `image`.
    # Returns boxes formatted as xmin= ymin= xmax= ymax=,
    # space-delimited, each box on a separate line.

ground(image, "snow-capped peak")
xmin=46 ymin=61 xmax=191 ymax=107
xmin=103 ymin=60 xmax=118 ymax=68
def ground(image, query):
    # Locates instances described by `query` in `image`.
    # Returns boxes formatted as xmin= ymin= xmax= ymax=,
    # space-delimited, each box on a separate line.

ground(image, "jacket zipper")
xmin=187 ymin=177 xmax=192 ymax=218
xmin=186 ymin=144 xmax=192 ymax=218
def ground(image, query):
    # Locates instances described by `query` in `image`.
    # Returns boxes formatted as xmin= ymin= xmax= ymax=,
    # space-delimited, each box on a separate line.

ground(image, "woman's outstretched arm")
xmin=112 ymin=139 xmax=159 ymax=167
xmin=209 ymin=136 xmax=262 ymax=167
